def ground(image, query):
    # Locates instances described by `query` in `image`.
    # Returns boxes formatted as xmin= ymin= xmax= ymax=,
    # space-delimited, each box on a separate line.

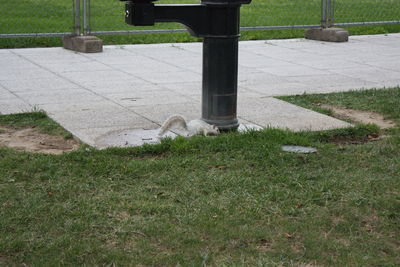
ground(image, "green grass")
xmin=0 ymin=111 xmax=73 ymax=139
xmin=0 ymin=0 xmax=399 ymax=48
xmin=278 ymin=86 xmax=400 ymax=136
xmin=1 ymin=87 xmax=399 ymax=266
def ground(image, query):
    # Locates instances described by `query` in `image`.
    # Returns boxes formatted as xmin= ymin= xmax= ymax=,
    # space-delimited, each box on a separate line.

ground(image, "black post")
xmin=121 ymin=0 xmax=251 ymax=131
xmin=202 ymin=36 xmax=239 ymax=130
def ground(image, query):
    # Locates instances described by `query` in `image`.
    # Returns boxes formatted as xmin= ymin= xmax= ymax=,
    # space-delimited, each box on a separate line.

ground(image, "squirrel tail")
xmin=158 ymin=115 xmax=187 ymax=136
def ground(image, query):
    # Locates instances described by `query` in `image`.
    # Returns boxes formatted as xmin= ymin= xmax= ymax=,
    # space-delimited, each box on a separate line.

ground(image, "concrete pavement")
xmin=1 ymin=34 xmax=399 ymax=148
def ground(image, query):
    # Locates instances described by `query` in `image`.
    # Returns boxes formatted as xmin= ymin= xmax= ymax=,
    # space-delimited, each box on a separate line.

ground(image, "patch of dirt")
xmin=319 ymin=104 xmax=396 ymax=129
xmin=256 ymin=238 xmax=273 ymax=252
xmin=0 ymin=126 xmax=79 ymax=155
xmin=0 ymin=255 xmax=9 ymax=264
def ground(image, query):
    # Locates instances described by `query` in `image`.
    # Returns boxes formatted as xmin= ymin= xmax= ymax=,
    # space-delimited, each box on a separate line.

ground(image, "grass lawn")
xmin=0 ymin=0 xmax=399 ymax=48
xmin=0 ymin=87 xmax=399 ymax=266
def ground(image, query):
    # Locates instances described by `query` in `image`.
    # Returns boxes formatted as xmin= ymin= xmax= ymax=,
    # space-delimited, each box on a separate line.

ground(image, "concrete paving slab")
xmin=328 ymin=66 xmax=400 ymax=83
xmin=239 ymin=52 xmax=296 ymax=68
xmin=123 ymin=44 xmax=200 ymax=58
xmin=49 ymin=107 xmax=156 ymax=131
xmin=83 ymin=54 xmax=159 ymax=66
xmin=283 ymin=74 xmax=377 ymax=89
xmin=240 ymin=82 xmax=312 ymax=97
xmin=95 ymin=129 xmax=168 ymax=149
xmin=15 ymin=89 xmax=105 ymax=105
xmin=113 ymin=62 xmax=184 ymax=75
xmin=1 ymin=34 xmax=399 ymax=148
xmin=81 ymin=80 xmax=164 ymax=94
xmin=0 ymin=99 xmax=32 ymax=115
xmin=136 ymin=71 xmax=202 ymax=84
xmin=349 ymin=53 xmax=396 ymax=64
xmin=173 ymin=42 xmax=203 ymax=50
xmin=60 ymin=70 xmax=136 ymax=84
xmin=0 ymin=88 xmax=17 ymax=100
xmin=64 ymin=126 xmax=146 ymax=148
xmin=37 ymin=100 xmax=122 ymax=113
xmin=365 ymin=59 xmax=400 ymax=72
xmin=41 ymin=61 xmax=114 ymax=73
xmin=259 ymin=65 xmax=328 ymax=77
xmin=161 ymin=82 xmax=202 ymax=98
xmin=12 ymin=48 xmax=91 ymax=62
xmin=94 ymin=123 xmax=265 ymax=148
xmin=103 ymin=90 xmax=192 ymax=107
xmin=0 ymin=59 xmax=38 ymax=70
xmin=158 ymin=53 xmax=202 ymax=66
xmin=238 ymin=72 xmax=291 ymax=85
xmin=0 ymin=78 xmax=80 ymax=93
xmin=294 ymin=58 xmax=366 ymax=70
xmin=238 ymin=97 xmax=352 ymax=131
xmin=129 ymin=102 xmax=202 ymax=125
xmin=0 ymin=68 xmax=58 ymax=81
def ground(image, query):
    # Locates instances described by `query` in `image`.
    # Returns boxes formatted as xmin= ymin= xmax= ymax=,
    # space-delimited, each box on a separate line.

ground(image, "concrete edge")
xmin=305 ymin=27 xmax=349 ymax=42
xmin=63 ymin=35 xmax=103 ymax=53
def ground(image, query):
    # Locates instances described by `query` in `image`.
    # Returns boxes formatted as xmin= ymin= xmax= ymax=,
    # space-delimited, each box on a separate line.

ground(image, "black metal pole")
xmin=202 ymin=36 xmax=239 ymax=130
xmin=122 ymin=0 xmax=252 ymax=131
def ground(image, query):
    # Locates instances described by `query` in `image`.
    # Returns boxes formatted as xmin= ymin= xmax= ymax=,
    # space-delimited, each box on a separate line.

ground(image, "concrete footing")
xmin=63 ymin=35 xmax=103 ymax=53
xmin=305 ymin=27 xmax=349 ymax=42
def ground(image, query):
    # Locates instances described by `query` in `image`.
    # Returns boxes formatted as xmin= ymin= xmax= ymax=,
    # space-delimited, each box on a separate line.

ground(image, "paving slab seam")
xmin=9 ymin=49 xmax=166 ymax=127
xmin=77 ymin=46 xmax=202 ymax=86
xmin=122 ymin=44 xmax=203 ymax=74
xmin=77 ymin=48 xmax=203 ymax=105
xmin=0 ymin=58 xmax=33 ymax=111
xmin=0 ymin=87 xmax=33 ymax=110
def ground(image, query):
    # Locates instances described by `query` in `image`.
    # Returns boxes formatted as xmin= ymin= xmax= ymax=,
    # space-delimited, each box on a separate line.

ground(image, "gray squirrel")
xmin=158 ymin=115 xmax=220 ymax=137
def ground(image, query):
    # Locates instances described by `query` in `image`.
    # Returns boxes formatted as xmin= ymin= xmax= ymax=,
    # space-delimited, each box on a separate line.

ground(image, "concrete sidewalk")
xmin=1 ymin=34 xmax=400 ymax=148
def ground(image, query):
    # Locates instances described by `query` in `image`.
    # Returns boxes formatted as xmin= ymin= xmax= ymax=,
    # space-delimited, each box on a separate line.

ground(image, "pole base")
xmin=203 ymin=118 xmax=239 ymax=132
xmin=63 ymin=35 xmax=103 ymax=53
xmin=305 ymin=27 xmax=348 ymax=42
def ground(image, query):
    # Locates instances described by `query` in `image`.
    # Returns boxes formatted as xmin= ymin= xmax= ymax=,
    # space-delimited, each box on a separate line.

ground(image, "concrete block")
xmin=305 ymin=27 xmax=349 ymax=42
xmin=238 ymin=97 xmax=352 ymax=132
xmin=63 ymin=35 xmax=103 ymax=53
xmin=0 ymin=99 xmax=32 ymax=115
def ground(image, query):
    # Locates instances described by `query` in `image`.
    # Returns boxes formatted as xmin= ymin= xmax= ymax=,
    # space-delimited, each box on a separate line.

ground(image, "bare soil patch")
xmin=0 ymin=126 xmax=79 ymax=155
xmin=320 ymin=104 xmax=396 ymax=129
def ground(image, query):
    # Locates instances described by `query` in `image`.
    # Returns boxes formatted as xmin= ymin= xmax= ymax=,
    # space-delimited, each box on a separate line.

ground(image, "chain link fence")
xmin=89 ymin=0 xmax=323 ymax=35
xmin=334 ymin=0 xmax=400 ymax=26
xmin=0 ymin=0 xmax=399 ymax=39
xmin=0 ymin=0 xmax=74 ymax=37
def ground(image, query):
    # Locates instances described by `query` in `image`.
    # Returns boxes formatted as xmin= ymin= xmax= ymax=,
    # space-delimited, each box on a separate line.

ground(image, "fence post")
xmin=74 ymin=0 xmax=81 ymax=35
xmin=63 ymin=0 xmax=102 ymax=52
xmin=305 ymin=0 xmax=348 ymax=41
xmin=83 ymin=0 xmax=91 ymax=35
xmin=321 ymin=0 xmax=334 ymax=28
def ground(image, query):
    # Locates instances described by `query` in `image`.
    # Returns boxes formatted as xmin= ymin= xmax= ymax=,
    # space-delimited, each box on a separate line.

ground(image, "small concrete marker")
xmin=282 ymin=145 xmax=318 ymax=154
xmin=95 ymin=129 xmax=177 ymax=148
xmin=63 ymin=35 xmax=103 ymax=53
xmin=238 ymin=123 xmax=264 ymax=132
xmin=305 ymin=27 xmax=349 ymax=42
xmin=94 ymin=123 xmax=265 ymax=149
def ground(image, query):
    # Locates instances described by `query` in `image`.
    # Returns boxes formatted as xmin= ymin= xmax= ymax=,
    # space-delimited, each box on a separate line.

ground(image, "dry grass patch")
xmin=0 ymin=125 xmax=79 ymax=155
xmin=319 ymin=104 xmax=396 ymax=129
